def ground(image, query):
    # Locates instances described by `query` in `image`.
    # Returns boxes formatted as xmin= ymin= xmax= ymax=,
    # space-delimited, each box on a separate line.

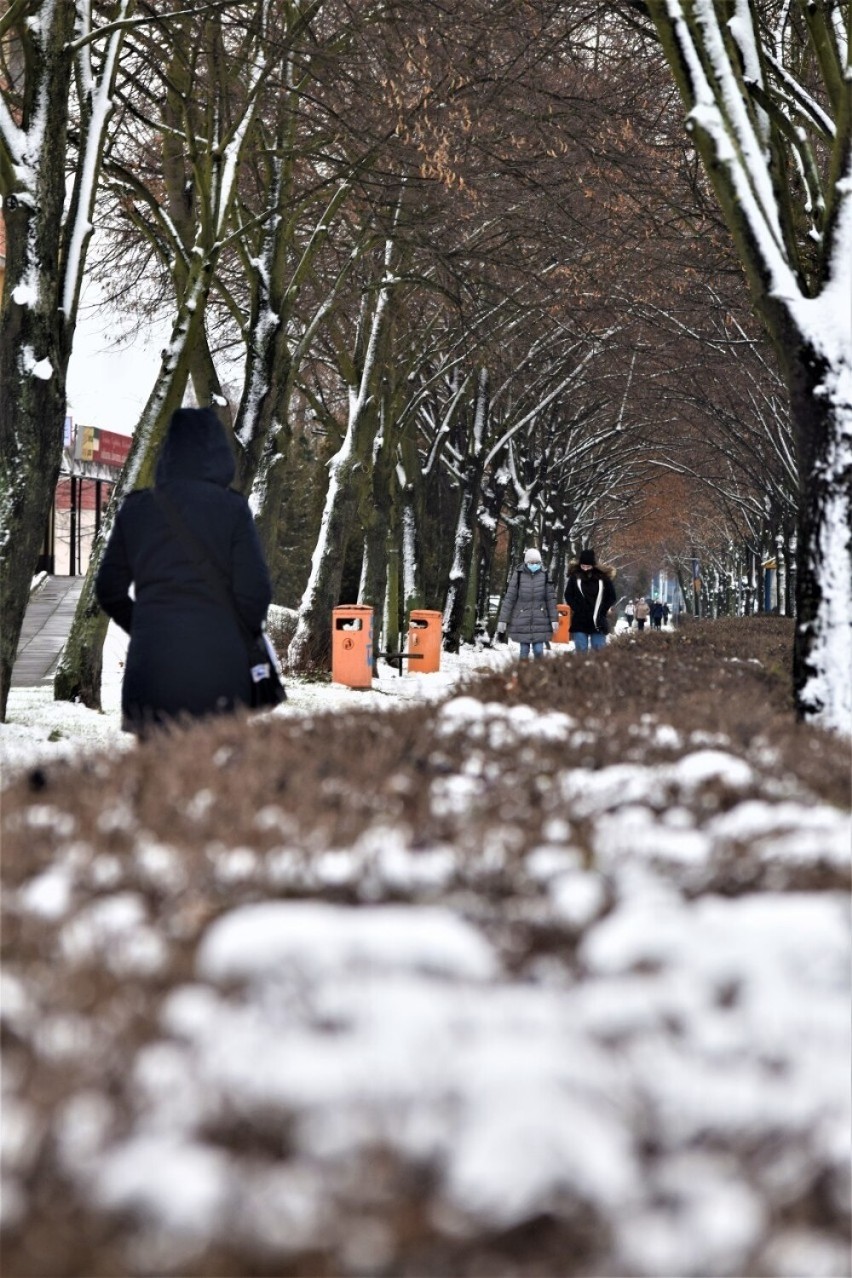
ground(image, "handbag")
xmin=247 ymin=630 xmax=287 ymax=708
xmin=154 ymin=490 xmax=286 ymax=710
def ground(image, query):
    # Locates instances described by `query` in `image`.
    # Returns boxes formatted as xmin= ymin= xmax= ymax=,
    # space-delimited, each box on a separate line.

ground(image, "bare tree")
xmin=0 ymin=0 xmax=135 ymax=720
xmin=287 ymin=205 xmax=403 ymax=671
xmin=639 ymin=0 xmax=851 ymax=733
xmin=54 ymin=0 xmax=291 ymax=706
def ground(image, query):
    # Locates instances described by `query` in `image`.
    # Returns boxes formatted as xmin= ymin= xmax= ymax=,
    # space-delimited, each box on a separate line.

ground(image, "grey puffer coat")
xmin=498 ymin=566 xmax=558 ymax=643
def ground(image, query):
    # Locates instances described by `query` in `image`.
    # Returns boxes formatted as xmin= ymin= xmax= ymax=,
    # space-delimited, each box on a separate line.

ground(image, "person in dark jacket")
xmin=495 ymin=547 xmax=558 ymax=659
xmin=564 ymin=547 xmax=616 ymax=652
xmin=96 ymin=407 xmax=272 ymax=734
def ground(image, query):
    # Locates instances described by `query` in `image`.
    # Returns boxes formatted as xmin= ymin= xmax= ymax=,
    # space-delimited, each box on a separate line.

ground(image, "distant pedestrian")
xmin=564 ymin=548 xmax=616 ymax=652
xmin=651 ymin=598 xmax=665 ymax=630
xmin=96 ymin=407 xmax=273 ymax=735
xmin=495 ymin=547 xmax=558 ymax=659
xmin=634 ymin=597 xmax=650 ymax=631
xmin=662 ymin=602 xmax=670 ymax=625
xmin=624 ymin=598 xmax=635 ymax=628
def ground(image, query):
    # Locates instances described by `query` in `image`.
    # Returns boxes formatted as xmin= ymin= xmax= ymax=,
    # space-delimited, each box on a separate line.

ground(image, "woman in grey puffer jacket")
xmin=495 ymin=548 xmax=558 ymax=659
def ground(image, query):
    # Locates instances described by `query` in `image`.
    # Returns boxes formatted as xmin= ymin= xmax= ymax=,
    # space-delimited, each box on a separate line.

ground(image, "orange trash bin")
xmin=552 ymin=603 xmax=572 ymax=644
xmin=332 ymin=605 xmax=374 ymax=688
xmin=406 ymin=609 xmax=443 ymax=673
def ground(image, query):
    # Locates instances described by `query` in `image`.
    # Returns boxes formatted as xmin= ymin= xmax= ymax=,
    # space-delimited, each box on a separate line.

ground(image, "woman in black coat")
xmin=96 ymin=407 xmax=272 ymax=734
xmin=564 ymin=547 xmax=616 ymax=652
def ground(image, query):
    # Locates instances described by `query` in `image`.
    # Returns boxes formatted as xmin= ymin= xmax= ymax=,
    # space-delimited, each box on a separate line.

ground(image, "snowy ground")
xmin=1 ymin=617 xmax=512 ymax=779
xmin=1 ymin=621 xmax=850 ymax=1277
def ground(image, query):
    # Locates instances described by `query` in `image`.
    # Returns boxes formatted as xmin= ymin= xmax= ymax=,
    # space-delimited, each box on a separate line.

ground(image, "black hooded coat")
xmin=564 ymin=562 xmax=617 ymax=635
xmin=96 ymin=408 xmax=272 ymax=732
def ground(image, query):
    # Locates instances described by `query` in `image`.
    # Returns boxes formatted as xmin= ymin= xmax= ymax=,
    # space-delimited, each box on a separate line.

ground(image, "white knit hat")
xmin=524 ymin=548 xmax=542 ymax=565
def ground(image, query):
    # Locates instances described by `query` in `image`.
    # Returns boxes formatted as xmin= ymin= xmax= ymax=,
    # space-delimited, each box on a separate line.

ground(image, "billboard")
xmin=74 ymin=425 xmax=132 ymax=468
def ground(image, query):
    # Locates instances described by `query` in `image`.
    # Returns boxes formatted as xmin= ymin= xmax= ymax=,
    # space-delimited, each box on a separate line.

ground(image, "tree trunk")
xmin=644 ymin=0 xmax=850 ymax=729
xmin=461 ymin=529 xmax=480 ymax=643
xmin=287 ymin=240 xmax=398 ymax=672
xmin=477 ymin=465 xmax=511 ymax=634
xmin=789 ymin=346 xmax=852 ymax=732
xmin=776 ymin=529 xmax=788 ymax=616
xmin=0 ymin=356 xmax=68 ymax=718
xmin=287 ymin=446 xmax=369 ymax=671
xmin=54 ymin=322 xmax=196 ymax=706
xmin=52 ymin=583 xmax=110 ymax=709
xmin=442 ymin=372 xmax=489 ymax=652
xmin=233 ymin=264 xmax=295 ymax=501
xmin=399 ymin=424 xmax=425 ymax=616
xmin=674 ymin=565 xmax=690 ymax=617
xmin=361 ymin=427 xmax=395 ymax=651
xmin=476 ymin=534 xmax=495 ymax=636
xmin=384 ymin=543 xmax=401 ymax=658
xmin=245 ymin=428 xmax=291 ymax=586
xmin=188 ymin=335 xmax=230 ymax=430
xmin=0 ymin=3 xmax=76 ymax=719
xmin=442 ymin=467 xmax=482 ymax=653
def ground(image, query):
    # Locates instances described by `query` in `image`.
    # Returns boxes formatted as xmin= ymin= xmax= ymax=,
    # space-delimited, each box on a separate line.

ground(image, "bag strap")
xmin=153 ymin=488 xmax=256 ymax=644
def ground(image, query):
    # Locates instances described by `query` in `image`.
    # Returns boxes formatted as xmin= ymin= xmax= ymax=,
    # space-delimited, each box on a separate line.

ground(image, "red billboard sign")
xmin=75 ymin=425 xmax=132 ymax=468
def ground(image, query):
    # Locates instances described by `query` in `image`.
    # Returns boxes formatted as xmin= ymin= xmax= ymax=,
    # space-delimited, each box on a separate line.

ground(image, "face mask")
xmin=528 ymin=563 xmax=541 ymax=573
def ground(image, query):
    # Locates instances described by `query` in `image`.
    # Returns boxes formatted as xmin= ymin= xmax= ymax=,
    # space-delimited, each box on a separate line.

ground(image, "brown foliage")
xmin=3 ymin=620 xmax=847 ymax=885
xmin=1 ymin=618 xmax=848 ymax=1278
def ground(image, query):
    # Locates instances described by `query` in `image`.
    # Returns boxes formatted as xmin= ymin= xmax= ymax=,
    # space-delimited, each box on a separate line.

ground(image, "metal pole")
xmin=77 ymin=479 xmax=84 ymax=574
xmin=47 ymin=501 xmax=55 ymax=574
xmin=69 ymin=476 xmax=77 ymax=575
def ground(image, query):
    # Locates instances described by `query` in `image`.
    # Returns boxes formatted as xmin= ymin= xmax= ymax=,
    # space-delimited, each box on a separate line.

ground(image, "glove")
xmin=496 ymin=624 xmax=508 ymax=644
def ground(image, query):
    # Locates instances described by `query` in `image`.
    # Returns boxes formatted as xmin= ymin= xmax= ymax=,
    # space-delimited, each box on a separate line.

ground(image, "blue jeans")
xmin=519 ymin=641 xmax=545 ymax=660
xmin=573 ymin=632 xmax=606 ymax=652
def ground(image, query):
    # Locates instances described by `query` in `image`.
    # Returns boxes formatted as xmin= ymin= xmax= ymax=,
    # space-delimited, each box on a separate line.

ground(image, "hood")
xmin=568 ymin=561 xmax=615 ymax=579
xmin=155 ymin=407 xmax=235 ymax=488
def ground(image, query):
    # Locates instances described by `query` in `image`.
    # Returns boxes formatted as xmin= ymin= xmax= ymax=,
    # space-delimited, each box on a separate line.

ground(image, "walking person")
xmin=495 ymin=547 xmax=558 ymax=659
xmin=564 ymin=548 xmax=616 ymax=652
xmin=650 ymin=598 xmax=665 ymax=630
xmin=634 ymin=596 xmax=650 ymax=631
xmin=624 ymin=598 xmax=635 ymax=629
xmin=96 ymin=407 xmax=273 ymax=735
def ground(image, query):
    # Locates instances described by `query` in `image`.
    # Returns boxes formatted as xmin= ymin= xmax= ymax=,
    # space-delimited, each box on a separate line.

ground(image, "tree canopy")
xmin=2 ymin=0 xmax=848 ymax=729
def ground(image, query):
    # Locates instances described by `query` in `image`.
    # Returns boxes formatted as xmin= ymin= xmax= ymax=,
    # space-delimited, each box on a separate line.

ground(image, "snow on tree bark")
xmin=645 ymin=0 xmax=852 ymax=734
xmin=237 ymin=175 xmax=354 ymax=571
xmin=287 ymin=235 xmax=399 ymax=673
xmin=0 ymin=0 xmax=134 ymax=721
xmin=55 ymin=4 xmax=280 ymax=706
xmin=443 ymin=370 xmax=489 ymax=652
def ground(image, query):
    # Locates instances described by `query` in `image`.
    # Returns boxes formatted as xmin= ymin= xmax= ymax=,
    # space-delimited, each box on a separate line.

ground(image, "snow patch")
xmin=196 ymin=901 xmax=498 ymax=984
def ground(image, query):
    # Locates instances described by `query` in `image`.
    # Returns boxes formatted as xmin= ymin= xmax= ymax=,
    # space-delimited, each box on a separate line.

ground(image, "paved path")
xmin=11 ymin=576 xmax=85 ymax=688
